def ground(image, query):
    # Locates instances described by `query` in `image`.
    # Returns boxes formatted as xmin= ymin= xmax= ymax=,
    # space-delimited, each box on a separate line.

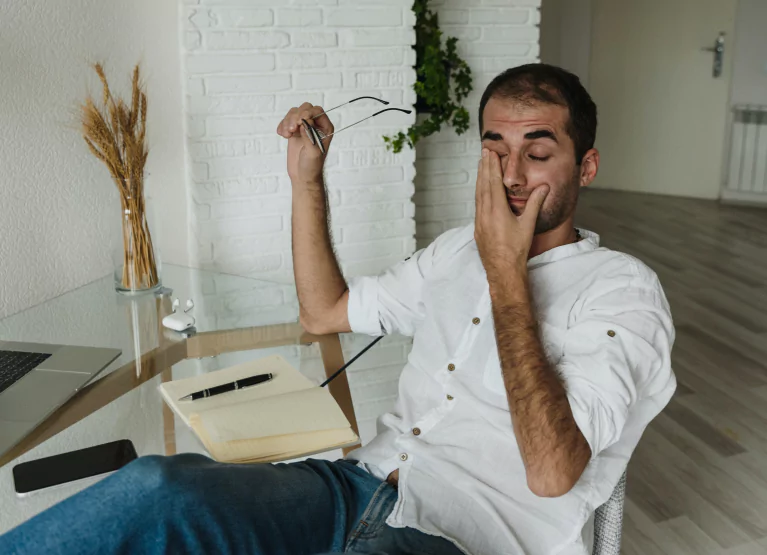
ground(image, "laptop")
xmin=0 ymin=341 xmax=122 ymax=458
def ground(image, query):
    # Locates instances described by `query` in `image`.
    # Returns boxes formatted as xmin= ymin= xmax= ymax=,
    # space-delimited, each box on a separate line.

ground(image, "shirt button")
xmin=607 ymin=330 xmax=616 ymax=337
xmin=412 ymin=427 xmax=421 ymax=436
xmin=446 ymin=394 xmax=454 ymax=401
xmin=472 ymin=317 xmax=480 ymax=325
xmin=447 ymin=363 xmax=455 ymax=371
xmin=400 ymin=453 xmax=408 ymax=461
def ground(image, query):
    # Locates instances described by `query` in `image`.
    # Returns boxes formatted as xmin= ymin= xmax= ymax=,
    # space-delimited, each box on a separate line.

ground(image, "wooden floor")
xmin=576 ymin=189 xmax=767 ymax=555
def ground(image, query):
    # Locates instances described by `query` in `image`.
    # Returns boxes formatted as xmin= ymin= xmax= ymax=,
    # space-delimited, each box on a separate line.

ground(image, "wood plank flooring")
xmin=575 ymin=189 xmax=767 ymax=555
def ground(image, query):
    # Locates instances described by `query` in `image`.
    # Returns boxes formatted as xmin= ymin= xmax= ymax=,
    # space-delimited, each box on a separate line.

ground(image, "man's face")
xmin=480 ymin=97 xmax=581 ymax=235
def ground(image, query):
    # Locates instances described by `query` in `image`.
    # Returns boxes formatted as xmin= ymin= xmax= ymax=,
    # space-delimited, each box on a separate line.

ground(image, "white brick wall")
xmin=182 ymin=0 xmax=418 ymax=282
xmin=414 ymin=0 xmax=541 ymax=248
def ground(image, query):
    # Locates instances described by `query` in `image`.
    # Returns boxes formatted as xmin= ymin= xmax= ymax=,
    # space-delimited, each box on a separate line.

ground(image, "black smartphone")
xmin=13 ymin=439 xmax=138 ymax=496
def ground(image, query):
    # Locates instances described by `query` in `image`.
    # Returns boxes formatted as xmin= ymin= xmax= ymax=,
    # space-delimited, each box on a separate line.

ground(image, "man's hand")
xmin=276 ymin=103 xmax=334 ymax=185
xmin=474 ymin=148 xmax=548 ymax=279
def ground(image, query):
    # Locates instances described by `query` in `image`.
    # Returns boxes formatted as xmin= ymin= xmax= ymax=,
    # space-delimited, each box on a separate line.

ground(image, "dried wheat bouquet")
xmin=79 ymin=63 xmax=158 ymax=290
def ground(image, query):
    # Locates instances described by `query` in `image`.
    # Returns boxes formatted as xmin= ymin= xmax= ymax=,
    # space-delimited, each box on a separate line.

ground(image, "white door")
xmin=589 ymin=0 xmax=737 ymax=199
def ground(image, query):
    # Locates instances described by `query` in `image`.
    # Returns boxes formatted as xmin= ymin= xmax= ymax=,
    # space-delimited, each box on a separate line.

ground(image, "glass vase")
xmin=113 ymin=193 xmax=162 ymax=294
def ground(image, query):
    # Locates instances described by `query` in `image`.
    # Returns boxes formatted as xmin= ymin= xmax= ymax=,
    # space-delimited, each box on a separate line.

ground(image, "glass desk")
xmin=0 ymin=265 xmax=361 ymax=533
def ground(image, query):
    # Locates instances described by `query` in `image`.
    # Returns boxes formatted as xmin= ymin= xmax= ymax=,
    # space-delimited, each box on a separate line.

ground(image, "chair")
xmin=592 ymin=471 xmax=627 ymax=555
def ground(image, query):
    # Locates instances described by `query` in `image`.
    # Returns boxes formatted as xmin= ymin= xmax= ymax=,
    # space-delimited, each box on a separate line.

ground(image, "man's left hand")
xmin=474 ymin=148 xmax=548 ymax=279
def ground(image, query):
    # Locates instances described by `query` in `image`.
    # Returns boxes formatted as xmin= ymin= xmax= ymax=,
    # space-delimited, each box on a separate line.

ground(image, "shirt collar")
xmin=527 ymin=228 xmax=600 ymax=269
xmin=465 ymin=224 xmax=601 ymax=267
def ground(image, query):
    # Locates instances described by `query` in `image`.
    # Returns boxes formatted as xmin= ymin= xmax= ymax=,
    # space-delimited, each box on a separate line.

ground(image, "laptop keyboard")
xmin=0 ymin=350 xmax=52 ymax=395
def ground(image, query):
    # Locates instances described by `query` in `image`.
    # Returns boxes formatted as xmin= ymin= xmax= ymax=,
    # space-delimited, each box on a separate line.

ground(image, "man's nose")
xmin=502 ymin=155 xmax=526 ymax=190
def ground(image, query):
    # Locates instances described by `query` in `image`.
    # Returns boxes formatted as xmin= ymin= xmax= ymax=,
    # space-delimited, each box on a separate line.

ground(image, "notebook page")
xmin=159 ymin=355 xmax=315 ymax=426
xmin=197 ymin=386 xmax=352 ymax=443
xmin=191 ymin=424 xmax=359 ymax=464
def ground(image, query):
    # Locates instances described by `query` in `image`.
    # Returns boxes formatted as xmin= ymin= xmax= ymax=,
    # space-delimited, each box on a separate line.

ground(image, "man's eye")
xmin=528 ymin=154 xmax=550 ymax=162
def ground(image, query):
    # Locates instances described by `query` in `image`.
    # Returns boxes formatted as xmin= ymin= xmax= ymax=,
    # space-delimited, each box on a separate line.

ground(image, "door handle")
xmin=701 ymin=31 xmax=725 ymax=78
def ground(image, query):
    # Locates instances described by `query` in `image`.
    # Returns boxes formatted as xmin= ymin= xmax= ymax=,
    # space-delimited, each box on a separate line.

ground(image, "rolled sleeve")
xmin=347 ymin=275 xmax=384 ymax=336
xmin=346 ymin=226 xmax=468 ymax=338
xmin=558 ymin=282 xmax=675 ymax=459
xmin=346 ymin=249 xmax=431 ymax=337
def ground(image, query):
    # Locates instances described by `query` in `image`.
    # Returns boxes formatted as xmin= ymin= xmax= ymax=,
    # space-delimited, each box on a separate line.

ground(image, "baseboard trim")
xmin=720 ymin=188 xmax=767 ymax=206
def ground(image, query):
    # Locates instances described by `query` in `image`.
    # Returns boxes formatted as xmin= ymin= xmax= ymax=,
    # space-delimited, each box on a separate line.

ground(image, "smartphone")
xmin=13 ymin=439 xmax=138 ymax=497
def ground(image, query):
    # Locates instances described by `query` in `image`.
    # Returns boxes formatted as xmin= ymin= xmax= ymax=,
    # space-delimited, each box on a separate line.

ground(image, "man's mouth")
xmin=507 ymin=196 xmax=527 ymax=206
xmin=507 ymin=196 xmax=526 ymax=215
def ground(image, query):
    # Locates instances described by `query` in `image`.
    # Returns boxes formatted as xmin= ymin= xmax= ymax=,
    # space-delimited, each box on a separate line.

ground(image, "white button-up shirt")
xmin=346 ymin=224 xmax=676 ymax=555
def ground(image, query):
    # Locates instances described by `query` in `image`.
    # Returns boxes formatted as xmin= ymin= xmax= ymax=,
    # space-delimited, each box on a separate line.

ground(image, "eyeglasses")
xmin=301 ymin=96 xmax=412 ymax=154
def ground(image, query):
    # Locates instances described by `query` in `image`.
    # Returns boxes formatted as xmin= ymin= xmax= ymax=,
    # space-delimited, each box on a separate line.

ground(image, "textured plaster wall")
xmin=0 ymin=0 xmax=190 ymax=320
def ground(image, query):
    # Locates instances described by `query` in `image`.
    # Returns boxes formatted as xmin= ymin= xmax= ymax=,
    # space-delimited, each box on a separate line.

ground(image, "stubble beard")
xmin=506 ymin=173 xmax=580 ymax=235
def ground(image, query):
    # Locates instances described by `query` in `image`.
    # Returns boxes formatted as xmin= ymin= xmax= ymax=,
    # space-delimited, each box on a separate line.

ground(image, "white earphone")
xmin=171 ymin=299 xmax=194 ymax=313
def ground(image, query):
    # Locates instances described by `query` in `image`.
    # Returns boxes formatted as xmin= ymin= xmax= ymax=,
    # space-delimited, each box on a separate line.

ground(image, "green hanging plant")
xmin=383 ymin=0 xmax=473 ymax=153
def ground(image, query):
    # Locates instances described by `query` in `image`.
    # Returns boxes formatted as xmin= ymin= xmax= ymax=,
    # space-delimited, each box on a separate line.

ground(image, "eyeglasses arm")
xmin=321 ymin=108 xmax=413 ymax=140
xmin=316 ymin=96 xmax=389 ymax=119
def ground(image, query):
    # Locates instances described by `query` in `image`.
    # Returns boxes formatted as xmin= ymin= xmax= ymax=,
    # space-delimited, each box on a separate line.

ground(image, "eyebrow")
xmin=481 ymin=129 xmax=559 ymax=143
xmin=481 ymin=131 xmax=503 ymax=141
xmin=524 ymin=129 xmax=558 ymax=143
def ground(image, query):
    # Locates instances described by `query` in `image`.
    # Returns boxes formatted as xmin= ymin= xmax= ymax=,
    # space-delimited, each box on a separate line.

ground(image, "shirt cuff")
xmin=347 ymin=276 xmax=383 ymax=336
xmin=566 ymin=389 xmax=601 ymax=462
xmin=363 ymin=454 xmax=402 ymax=482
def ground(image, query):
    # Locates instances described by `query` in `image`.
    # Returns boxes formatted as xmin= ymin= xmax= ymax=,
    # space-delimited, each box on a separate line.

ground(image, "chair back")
xmin=591 ymin=471 xmax=626 ymax=555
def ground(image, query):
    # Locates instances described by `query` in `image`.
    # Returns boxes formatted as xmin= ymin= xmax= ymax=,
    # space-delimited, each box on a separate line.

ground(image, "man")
xmin=0 ymin=64 xmax=675 ymax=555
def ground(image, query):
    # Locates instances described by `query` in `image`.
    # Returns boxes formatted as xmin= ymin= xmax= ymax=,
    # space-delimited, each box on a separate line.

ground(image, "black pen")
xmin=179 ymin=373 xmax=273 ymax=401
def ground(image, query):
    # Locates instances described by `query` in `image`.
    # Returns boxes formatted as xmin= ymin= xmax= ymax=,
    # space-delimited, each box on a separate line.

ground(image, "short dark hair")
xmin=478 ymin=63 xmax=597 ymax=164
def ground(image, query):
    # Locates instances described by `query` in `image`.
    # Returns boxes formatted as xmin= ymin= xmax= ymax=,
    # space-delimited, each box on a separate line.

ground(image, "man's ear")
xmin=579 ymin=148 xmax=599 ymax=188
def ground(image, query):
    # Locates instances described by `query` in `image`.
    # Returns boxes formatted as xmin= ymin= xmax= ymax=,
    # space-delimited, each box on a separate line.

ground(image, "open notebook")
xmin=159 ymin=355 xmax=359 ymax=463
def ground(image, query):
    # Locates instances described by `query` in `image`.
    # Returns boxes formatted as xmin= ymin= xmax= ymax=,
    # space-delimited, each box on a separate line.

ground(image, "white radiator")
xmin=723 ymin=104 xmax=767 ymax=204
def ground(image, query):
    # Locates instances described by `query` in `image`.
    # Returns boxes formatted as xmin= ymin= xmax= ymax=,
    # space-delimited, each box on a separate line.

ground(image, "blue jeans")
xmin=0 ymin=454 xmax=465 ymax=555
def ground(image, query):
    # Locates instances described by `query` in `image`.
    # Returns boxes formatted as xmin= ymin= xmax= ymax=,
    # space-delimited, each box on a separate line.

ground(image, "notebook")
xmin=159 ymin=355 xmax=359 ymax=463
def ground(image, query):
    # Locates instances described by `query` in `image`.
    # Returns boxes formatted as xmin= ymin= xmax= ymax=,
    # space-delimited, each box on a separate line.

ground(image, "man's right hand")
xmin=276 ymin=103 xmax=334 ymax=185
